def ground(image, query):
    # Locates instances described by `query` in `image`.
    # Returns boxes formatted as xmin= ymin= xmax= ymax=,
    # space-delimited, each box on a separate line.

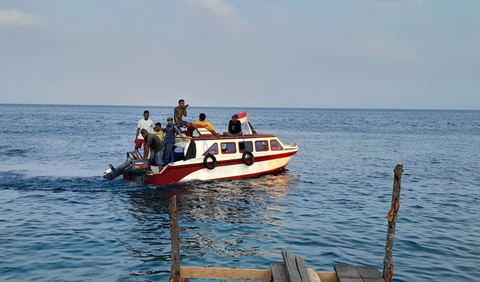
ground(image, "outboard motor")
xmin=103 ymin=150 xmax=147 ymax=181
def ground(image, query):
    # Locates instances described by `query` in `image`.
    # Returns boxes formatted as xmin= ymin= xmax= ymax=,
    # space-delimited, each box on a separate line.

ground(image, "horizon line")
xmin=0 ymin=102 xmax=479 ymax=111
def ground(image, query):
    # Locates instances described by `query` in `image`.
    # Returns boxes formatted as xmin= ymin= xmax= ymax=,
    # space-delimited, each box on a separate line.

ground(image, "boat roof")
xmin=189 ymin=125 xmax=276 ymax=140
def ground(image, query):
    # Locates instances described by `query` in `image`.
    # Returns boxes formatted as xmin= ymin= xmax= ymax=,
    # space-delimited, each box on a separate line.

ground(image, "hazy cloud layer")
xmin=0 ymin=9 xmax=33 ymax=26
xmin=0 ymin=1 xmax=479 ymax=109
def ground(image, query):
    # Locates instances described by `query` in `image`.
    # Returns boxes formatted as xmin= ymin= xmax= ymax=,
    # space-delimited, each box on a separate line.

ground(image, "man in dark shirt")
xmin=140 ymin=128 xmax=165 ymax=169
xmin=223 ymin=114 xmax=243 ymax=136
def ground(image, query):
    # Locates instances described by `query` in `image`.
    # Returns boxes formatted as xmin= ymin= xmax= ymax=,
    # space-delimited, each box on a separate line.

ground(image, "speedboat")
xmin=103 ymin=113 xmax=299 ymax=185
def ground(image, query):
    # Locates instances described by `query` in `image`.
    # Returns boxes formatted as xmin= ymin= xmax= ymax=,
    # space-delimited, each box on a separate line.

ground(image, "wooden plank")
xmin=271 ymin=263 xmax=288 ymax=282
xmin=179 ymin=267 xmax=338 ymax=282
xmin=362 ymin=279 xmax=386 ymax=282
xmin=334 ymin=265 xmax=361 ymax=279
xmin=307 ymin=268 xmax=321 ymax=282
xmin=317 ymin=272 xmax=340 ymax=282
xmin=169 ymin=196 xmax=180 ymax=282
xmin=356 ymin=266 xmax=383 ymax=280
xmin=282 ymin=251 xmax=302 ymax=282
xmin=296 ymin=256 xmax=312 ymax=282
xmin=281 ymin=251 xmax=311 ymax=282
xmin=180 ymin=267 xmax=272 ymax=281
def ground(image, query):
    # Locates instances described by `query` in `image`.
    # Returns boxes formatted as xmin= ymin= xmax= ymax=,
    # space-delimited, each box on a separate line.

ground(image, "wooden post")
xmin=169 ymin=195 xmax=181 ymax=282
xmin=383 ymin=165 xmax=403 ymax=282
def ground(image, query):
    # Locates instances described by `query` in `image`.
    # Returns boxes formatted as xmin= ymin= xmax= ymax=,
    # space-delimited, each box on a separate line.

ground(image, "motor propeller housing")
xmin=103 ymin=150 xmax=146 ymax=180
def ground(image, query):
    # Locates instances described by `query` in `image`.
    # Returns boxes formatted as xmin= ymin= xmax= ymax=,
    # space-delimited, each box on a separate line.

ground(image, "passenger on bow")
xmin=223 ymin=114 xmax=243 ymax=136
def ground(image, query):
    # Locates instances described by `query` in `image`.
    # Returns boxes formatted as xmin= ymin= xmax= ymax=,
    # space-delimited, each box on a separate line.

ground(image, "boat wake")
xmin=0 ymin=163 xmax=104 ymax=178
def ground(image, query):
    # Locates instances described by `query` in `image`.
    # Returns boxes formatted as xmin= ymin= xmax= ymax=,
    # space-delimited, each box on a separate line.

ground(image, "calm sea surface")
xmin=0 ymin=104 xmax=479 ymax=282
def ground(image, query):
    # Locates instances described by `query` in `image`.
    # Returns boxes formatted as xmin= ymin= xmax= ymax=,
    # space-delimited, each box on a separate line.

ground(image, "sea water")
xmin=0 ymin=104 xmax=479 ymax=281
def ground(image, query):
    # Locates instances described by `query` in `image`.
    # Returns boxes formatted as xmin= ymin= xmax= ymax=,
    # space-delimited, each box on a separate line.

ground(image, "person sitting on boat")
xmin=135 ymin=110 xmax=155 ymax=150
xmin=223 ymin=114 xmax=243 ymax=136
xmin=152 ymin=122 xmax=165 ymax=141
xmin=140 ymin=128 xmax=164 ymax=170
xmin=187 ymin=113 xmax=218 ymax=136
xmin=174 ymin=99 xmax=189 ymax=128
xmin=163 ymin=117 xmax=186 ymax=165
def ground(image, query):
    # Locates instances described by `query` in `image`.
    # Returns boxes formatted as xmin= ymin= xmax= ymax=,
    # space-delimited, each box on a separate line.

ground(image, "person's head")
xmin=231 ymin=114 xmax=238 ymax=121
xmin=140 ymin=128 xmax=148 ymax=138
xmin=143 ymin=110 xmax=150 ymax=120
xmin=199 ymin=113 xmax=206 ymax=121
xmin=154 ymin=122 xmax=162 ymax=131
xmin=178 ymin=99 xmax=185 ymax=107
xmin=167 ymin=117 xmax=173 ymax=125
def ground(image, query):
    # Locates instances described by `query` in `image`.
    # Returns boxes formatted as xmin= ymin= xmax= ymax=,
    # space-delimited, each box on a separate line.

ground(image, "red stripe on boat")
xmin=124 ymin=150 xmax=297 ymax=185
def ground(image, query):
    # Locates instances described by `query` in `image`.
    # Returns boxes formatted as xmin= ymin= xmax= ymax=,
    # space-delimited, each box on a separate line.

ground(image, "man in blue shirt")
xmin=163 ymin=117 xmax=184 ymax=165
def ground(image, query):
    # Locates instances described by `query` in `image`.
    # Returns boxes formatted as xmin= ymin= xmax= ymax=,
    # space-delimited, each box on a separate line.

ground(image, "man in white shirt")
xmin=135 ymin=110 xmax=155 ymax=150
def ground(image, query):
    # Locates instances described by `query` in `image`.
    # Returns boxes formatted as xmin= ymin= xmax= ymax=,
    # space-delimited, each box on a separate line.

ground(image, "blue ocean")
xmin=0 ymin=104 xmax=479 ymax=282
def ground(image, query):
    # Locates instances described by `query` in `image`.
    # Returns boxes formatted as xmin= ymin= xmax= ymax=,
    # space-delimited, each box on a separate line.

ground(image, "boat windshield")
xmin=277 ymin=136 xmax=297 ymax=147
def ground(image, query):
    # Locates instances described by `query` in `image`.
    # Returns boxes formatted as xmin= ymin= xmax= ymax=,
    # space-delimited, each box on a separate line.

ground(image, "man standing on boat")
xmin=163 ymin=117 xmax=185 ymax=166
xmin=223 ymin=114 xmax=243 ymax=136
xmin=140 ymin=128 xmax=164 ymax=170
xmin=135 ymin=110 xmax=155 ymax=150
xmin=174 ymin=99 xmax=189 ymax=128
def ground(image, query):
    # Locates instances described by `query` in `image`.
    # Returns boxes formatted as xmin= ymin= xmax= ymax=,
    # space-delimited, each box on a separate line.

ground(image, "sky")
xmin=0 ymin=0 xmax=479 ymax=109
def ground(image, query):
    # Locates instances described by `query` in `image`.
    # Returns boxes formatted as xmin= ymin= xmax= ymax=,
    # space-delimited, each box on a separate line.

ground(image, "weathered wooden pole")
xmin=383 ymin=165 xmax=404 ymax=282
xmin=169 ymin=195 xmax=181 ymax=282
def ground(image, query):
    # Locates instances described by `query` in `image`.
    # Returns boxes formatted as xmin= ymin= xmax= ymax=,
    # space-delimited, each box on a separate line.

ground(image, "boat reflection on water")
xmin=124 ymin=171 xmax=297 ymax=265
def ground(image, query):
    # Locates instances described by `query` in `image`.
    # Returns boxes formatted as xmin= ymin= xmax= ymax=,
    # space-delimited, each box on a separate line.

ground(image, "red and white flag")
xmin=237 ymin=111 xmax=247 ymax=124
xmin=236 ymin=111 xmax=256 ymax=134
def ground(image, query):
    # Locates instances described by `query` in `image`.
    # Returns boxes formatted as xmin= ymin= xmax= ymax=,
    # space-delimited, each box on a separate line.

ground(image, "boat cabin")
xmin=172 ymin=125 xmax=290 ymax=163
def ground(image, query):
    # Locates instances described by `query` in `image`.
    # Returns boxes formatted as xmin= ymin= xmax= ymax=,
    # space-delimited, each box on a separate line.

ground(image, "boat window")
xmin=239 ymin=141 xmax=253 ymax=153
xmin=221 ymin=142 xmax=236 ymax=154
xmin=270 ymin=140 xmax=284 ymax=151
xmin=185 ymin=141 xmax=197 ymax=160
xmin=203 ymin=143 xmax=218 ymax=155
xmin=174 ymin=147 xmax=184 ymax=161
xmin=255 ymin=140 xmax=269 ymax=151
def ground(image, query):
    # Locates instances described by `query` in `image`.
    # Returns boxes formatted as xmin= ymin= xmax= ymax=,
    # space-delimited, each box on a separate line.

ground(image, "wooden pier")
xmin=168 ymin=165 xmax=404 ymax=282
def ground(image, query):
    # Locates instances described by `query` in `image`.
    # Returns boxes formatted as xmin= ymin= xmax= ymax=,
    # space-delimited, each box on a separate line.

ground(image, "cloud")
xmin=377 ymin=1 xmax=400 ymax=8
xmin=407 ymin=0 xmax=425 ymax=7
xmin=188 ymin=0 xmax=250 ymax=28
xmin=359 ymin=39 xmax=417 ymax=61
xmin=0 ymin=10 xmax=34 ymax=27
xmin=353 ymin=0 xmax=424 ymax=15
xmin=376 ymin=0 xmax=425 ymax=8
xmin=288 ymin=30 xmax=417 ymax=62
xmin=193 ymin=0 xmax=237 ymax=18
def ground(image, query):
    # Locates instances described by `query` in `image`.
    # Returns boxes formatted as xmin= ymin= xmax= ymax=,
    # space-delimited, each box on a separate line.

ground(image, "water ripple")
xmin=0 ymin=105 xmax=479 ymax=281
